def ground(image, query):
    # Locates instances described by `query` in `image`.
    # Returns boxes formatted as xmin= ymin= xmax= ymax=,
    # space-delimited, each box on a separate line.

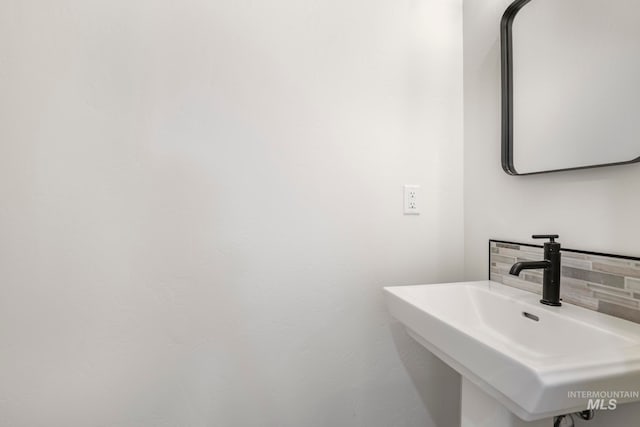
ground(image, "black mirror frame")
xmin=500 ymin=0 xmax=640 ymax=175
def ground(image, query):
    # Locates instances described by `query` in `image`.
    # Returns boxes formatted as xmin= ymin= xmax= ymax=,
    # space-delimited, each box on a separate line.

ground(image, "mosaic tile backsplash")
xmin=489 ymin=240 xmax=640 ymax=324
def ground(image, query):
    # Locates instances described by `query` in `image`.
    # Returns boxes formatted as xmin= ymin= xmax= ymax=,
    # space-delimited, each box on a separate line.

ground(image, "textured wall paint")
xmin=0 ymin=0 xmax=463 ymax=426
xmin=463 ymin=1 xmax=640 ymax=425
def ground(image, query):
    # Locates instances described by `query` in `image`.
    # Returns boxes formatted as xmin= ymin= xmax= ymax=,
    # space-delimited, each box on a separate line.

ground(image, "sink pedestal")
xmin=461 ymin=379 xmax=551 ymax=427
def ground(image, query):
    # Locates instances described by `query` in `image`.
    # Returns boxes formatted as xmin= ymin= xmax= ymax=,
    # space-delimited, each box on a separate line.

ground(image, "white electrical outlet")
xmin=403 ymin=185 xmax=420 ymax=215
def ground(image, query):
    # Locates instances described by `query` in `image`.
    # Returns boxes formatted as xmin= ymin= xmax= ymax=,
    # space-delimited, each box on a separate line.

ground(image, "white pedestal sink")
xmin=384 ymin=281 xmax=640 ymax=427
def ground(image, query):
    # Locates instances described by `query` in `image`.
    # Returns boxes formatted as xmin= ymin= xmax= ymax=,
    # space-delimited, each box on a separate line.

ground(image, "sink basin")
xmin=385 ymin=281 xmax=640 ymax=421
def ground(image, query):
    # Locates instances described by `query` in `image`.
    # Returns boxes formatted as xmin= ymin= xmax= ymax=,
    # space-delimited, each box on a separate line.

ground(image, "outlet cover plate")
xmin=404 ymin=185 xmax=420 ymax=215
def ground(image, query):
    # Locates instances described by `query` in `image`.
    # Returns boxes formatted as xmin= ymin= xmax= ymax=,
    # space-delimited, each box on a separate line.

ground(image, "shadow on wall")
xmin=389 ymin=321 xmax=461 ymax=427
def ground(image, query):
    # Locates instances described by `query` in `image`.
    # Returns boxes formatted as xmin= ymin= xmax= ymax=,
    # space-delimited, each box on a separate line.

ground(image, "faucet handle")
xmin=532 ymin=234 xmax=559 ymax=243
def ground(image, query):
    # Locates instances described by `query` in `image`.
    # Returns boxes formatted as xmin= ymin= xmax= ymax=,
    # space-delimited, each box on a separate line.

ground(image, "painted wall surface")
xmin=463 ymin=1 xmax=640 ymax=425
xmin=0 ymin=0 xmax=463 ymax=426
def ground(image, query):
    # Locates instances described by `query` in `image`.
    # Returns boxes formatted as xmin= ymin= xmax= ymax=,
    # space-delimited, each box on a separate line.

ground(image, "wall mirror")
xmin=501 ymin=0 xmax=640 ymax=175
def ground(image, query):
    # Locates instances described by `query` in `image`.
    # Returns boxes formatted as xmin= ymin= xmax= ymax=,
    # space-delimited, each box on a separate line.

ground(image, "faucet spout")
xmin=509 ymin=260 xmax=552 ymax=276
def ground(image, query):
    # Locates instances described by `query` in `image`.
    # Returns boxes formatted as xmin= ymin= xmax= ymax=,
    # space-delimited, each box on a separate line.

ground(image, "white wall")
xmin=463 ymin=1 xmax=640 ymax=425
xmin=0 ymin=0 xmax=464 ymax=426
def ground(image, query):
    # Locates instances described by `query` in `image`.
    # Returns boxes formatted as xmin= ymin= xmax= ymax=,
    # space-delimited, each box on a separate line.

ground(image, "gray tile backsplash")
xmin=489 ymin=240 xmax=640 ymax=324
xmin=561 ymin=266 xmax=624 ymax=288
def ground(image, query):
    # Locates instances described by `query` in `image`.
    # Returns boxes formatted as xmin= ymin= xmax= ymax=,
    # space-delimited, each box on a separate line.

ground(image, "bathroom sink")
xmin=385 ymin=281 xmax=640 ymax=421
